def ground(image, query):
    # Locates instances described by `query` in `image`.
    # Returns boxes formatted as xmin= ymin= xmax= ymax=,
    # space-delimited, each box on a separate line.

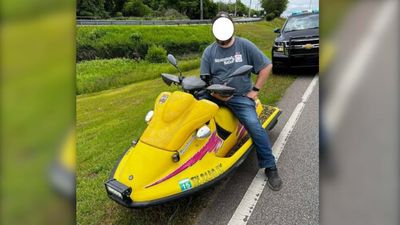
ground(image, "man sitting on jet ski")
xmin=199 ymin=12 xmax=282 ymax=191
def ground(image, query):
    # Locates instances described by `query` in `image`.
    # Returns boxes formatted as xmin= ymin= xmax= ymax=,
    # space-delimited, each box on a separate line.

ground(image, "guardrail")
xmin=76 ymin=17 xmax=263 ymax=25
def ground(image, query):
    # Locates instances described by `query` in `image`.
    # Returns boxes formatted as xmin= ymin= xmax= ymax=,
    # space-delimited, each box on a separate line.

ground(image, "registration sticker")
xmin=179 ymin=179 xmax=193 ymax=191
xmin=159 ymin=94 xmax=168 ymax=103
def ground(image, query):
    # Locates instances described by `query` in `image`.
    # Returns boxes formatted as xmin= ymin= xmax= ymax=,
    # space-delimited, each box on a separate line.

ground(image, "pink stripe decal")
xmin=145 ymin=132 xmax=222 ymax=188
xmin=237 ymin=124 xmax=247 ymax=140
xmin=236 ymin=124 xmax=242 ymax=136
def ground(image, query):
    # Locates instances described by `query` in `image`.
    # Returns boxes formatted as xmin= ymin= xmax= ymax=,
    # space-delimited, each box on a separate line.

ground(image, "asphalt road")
xmin=194 ymin=75 xmax=319 ymax=225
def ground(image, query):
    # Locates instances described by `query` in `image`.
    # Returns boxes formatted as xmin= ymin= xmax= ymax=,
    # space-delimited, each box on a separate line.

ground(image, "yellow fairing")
xmin=59 ymin=129 xmax=75 ymax=172
xmin=112 ymin=91 xmax=281 ymax=203
xmin=141 ymin=91 xmax=219 ymax=151
xmin=215 ymin=107 xmax=238 ymax=132
xmin=255 ymin=99 xmax=263 ymax=115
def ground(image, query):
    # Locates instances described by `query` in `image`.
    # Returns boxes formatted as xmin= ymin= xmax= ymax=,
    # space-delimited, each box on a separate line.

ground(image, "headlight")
xmin=274 ymin=42 xmax=284 ymax=52
xmin=106 ymin=186 xmax=123 ymax=199
xmin=105 ymin=179 xmax=132 ymax=201
xmin=196 ymin=125 xmax=211 ymax=139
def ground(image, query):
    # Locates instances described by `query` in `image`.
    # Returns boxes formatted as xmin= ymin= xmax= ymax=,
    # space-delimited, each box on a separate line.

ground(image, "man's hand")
xmin=211 ymin=92 xmax=233 ymax=101
xmin=247 ymin=90 xmax=259 ymax=101
xmin=247 ymin=64 xmax=271 ymax=101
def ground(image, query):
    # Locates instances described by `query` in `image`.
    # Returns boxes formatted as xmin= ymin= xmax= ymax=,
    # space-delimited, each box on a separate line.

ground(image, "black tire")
xmin=273 ymin=66 xmax=288 ymax=74
xmin=272 ymin=66 xmax=281 ymax=74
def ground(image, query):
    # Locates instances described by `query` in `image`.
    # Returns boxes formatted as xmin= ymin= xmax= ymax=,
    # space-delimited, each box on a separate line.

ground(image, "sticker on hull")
xmin=190 ymin=163 xmax=224 ymax=187
xmin=179 ymin=179 xmax=193 ymax=191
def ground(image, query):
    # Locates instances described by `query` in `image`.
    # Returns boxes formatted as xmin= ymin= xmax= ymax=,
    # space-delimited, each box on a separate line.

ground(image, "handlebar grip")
xmin=200 ymin=74 xmax=211 ymax=85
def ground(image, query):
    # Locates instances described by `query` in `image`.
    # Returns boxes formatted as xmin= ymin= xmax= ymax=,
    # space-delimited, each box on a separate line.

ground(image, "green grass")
xmin=76 ymin=58 xmax=199 ymax=94
xmin=235 ymin=19 xmax=285 ymax=58
xmin=77 ymin=19 xmax=286 ymax=95
xmin=76 ymin=18 xmax=285 ymax=61
xmin=77 ymin=19 xmax=296 ymax=225
xmin=76 ymin=24 xmax=214 ymax=61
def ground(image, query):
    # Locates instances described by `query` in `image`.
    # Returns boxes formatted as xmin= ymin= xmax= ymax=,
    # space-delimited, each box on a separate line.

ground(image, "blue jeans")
xmin=202 ymin=93 xmax=276 ymax=168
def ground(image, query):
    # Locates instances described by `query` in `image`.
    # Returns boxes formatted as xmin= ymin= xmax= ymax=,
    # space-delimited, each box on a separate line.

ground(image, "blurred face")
xmin=212 ymin=17 xmax=234 ymax=46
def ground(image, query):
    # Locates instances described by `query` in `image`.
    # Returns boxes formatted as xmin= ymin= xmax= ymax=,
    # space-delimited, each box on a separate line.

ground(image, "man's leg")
xmin=226 ymin=96 xmax=282 ymax=191
xmin=226 ymin=96 xmax=276 ymax=168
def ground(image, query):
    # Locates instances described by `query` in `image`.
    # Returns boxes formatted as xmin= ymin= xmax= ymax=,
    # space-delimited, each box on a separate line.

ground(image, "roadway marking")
xmin=227 ymin=75 xmax=318 ymax=225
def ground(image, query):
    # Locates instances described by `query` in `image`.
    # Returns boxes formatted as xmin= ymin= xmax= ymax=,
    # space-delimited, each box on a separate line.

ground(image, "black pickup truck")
xmin=272 ymin=11 xmax=319 ymax=73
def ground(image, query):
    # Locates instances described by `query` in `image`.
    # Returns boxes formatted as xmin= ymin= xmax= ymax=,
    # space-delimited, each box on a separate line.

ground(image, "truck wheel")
xmin=273 ymin=67 xmax=283 ymax=74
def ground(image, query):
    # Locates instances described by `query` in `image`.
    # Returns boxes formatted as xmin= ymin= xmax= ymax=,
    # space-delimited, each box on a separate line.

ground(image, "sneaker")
xmin=265 ymin=167 xmax=283 ymax=191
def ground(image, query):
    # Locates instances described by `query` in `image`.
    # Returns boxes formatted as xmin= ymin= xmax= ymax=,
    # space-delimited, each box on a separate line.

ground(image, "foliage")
xmin=77 ymin=0 xmax=106 ymax=17
xmin=76 ymin=19 xmax=286 ymax=94
xmin=266 ymin=12 xmax=275 ymax=21
xmin=104 ymin=0 xmax=116 ymax=14
xmin=216 ymin=0 xmax=248 ymax=16
xmin=76 ymin=18 xmax=285 ymax=61
xmin=76 ymin=0 xmax=260 ymax=19
xmin=79 ymin=10 xmax=94 ymax=17
xmin=261 ymin=0 xmax=288 ymax=19
xmin=235 ymin=0 xmax=249 ymax=16
xmin=163 ymin=8 xmax=188 ymax=19
xmin=145 ymin=45 xmax=167 ymax=63
xmin=76 ymin=25 xmax=214 ymax=61
xmin=122 ymin=0 xmax=152 ymax=17
xmin=76 ymin=58 xmax=200 ymax=94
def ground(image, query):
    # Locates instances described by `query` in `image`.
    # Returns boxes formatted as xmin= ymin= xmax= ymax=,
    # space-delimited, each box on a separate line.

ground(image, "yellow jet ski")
xmin=105 ymin=55 xmax=281 ymax=208
xmin=50 ymin=128 xmax=75 ymax=200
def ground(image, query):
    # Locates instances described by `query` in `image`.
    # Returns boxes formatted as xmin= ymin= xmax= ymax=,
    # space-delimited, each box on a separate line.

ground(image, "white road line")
xmin=227 ymin=75 xmax=319 ymax=225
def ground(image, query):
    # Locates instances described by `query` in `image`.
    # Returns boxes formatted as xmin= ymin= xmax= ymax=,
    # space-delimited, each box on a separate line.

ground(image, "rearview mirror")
xmin=161 ymin=73 xmax=180 ymax=85
xmin=167 ymin=54 xmax=178 ymax=68
xmin=167 ymin=54 xmax=183 ymax=80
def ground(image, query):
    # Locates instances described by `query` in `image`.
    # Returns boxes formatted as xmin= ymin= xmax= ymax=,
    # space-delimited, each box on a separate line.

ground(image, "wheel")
xmin=272 ymin=66 xmax=282 ymax=74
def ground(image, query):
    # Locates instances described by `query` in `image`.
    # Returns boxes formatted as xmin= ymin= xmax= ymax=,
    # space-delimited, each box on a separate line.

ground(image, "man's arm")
xmin=200 ymin=48 xmax=210 ymax=76
xmin=247 ymin=64 xmax=273 ymax=100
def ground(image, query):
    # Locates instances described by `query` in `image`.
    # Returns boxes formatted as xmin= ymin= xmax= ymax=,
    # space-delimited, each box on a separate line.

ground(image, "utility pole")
xmin=248 ymin=0 xmax=252 ymax=17
xmin=309 ymin=0 xmax=312 ymax=9
xmin=200 ymin=0 xmax=203 ymax=20
xmin=234 ymin=0 xmax=237 ymax=17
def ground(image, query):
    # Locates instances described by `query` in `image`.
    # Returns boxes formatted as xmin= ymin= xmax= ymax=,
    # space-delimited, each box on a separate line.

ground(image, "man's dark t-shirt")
xmin=200 ymin=37 xmax=271 ymax=95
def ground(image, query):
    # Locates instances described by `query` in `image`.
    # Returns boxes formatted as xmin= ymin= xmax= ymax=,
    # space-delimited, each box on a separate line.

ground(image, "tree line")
xmin=77 ymin=0 xmax=288 ymax=20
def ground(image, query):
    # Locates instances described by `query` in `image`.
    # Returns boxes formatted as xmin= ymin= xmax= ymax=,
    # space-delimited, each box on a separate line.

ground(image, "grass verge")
xmin=76 ymin=58 xmax=199 ymax=94
xmin=77 ymin=19 xmax=286 ymax=95
xmin=76 ymin=19 xmax=284 ymax=61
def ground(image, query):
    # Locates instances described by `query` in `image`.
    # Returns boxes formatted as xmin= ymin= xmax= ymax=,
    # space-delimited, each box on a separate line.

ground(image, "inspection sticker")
xmin=178 ymin=178 xmax=193 ymax=191
xmin=159 ymin=94 xmax=168 ymax=103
